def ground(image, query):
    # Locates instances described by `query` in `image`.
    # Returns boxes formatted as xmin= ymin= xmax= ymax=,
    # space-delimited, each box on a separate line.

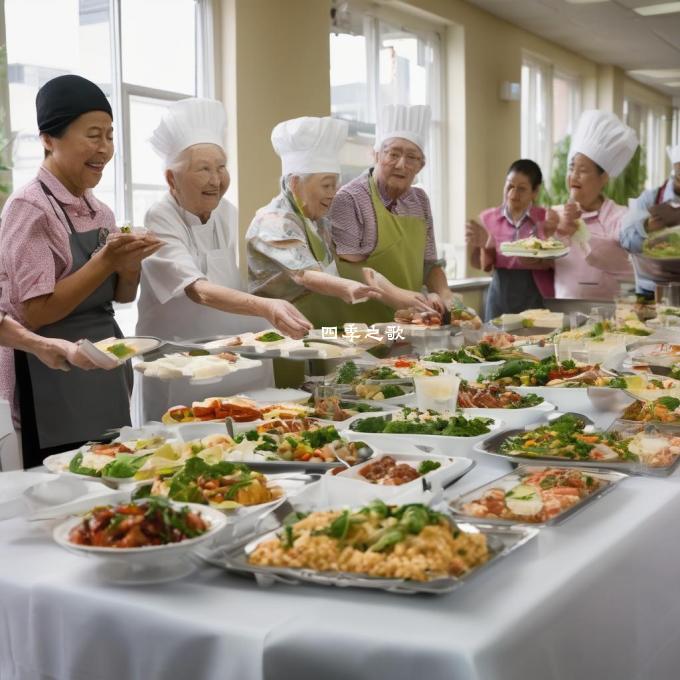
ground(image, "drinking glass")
xmin=413 ymin=373 xmax=461 ymax=413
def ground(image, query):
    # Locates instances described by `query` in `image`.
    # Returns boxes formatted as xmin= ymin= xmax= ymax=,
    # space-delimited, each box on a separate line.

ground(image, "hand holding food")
xmin=97 ymin=231 xmax=164 ymax=274
xmin=33 ymin=337 xmax=98 ymax=371
xmin=259 ymin=298 xmax=312 ymax=339
xmin=558 ymin=201 xmax=582 ymax=237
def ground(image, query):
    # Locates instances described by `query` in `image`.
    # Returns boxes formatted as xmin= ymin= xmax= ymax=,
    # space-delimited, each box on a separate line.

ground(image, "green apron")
xmin=335 ymin=172 xmax=427 ymax=324
xmin=274 ymin=194 xmax=349 ymax=387
xmin=284 ymin=192 xmax=349 ymax=329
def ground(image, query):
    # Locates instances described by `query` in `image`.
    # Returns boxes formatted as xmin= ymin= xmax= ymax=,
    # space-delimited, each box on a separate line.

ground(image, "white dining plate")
xmin=80 ymin=336 xmax=163 ymax=368
xmin=53 ymin=500 xmax=228 ymax=584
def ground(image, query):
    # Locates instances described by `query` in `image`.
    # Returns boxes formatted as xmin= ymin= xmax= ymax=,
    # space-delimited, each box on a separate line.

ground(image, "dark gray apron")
xmin=15 ymin=182 xmax=131 ymax=465
xmin=484 ymin=217 xmax=545 ymax=321
xmin=484 ymin=268 xmax=545 ymax=321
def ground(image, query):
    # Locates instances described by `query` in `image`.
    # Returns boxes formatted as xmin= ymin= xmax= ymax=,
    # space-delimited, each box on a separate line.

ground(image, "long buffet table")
xmin=2 ymin=404 xmax=680 ymax=680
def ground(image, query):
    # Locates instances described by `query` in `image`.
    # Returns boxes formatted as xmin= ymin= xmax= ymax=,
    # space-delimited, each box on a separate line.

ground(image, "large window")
xmin=4 ymin=0 xmax=211 ymax=334
xmin=521 ymin=55 xmax=582 ymax=183
xmin=624 ymin=98 xmax=667 ymax=188
xmin=4 ymin=0 xmax=211 ymax=224
xmin=330 ymin=5 xmax=446 ymax=253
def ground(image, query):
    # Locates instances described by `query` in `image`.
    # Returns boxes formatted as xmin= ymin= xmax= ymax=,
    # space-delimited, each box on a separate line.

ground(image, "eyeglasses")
xmin=383 ymin=149 xmax=423 ymax=167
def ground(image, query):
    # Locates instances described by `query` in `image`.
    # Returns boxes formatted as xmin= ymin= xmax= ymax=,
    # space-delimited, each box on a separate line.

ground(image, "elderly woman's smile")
xmin=166 ymin=143 xmax=230 ymax=223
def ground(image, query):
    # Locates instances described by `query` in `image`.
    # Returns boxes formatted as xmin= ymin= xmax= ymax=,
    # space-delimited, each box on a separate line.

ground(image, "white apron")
xmin=133 ymin=198 xmax=272 ymax=426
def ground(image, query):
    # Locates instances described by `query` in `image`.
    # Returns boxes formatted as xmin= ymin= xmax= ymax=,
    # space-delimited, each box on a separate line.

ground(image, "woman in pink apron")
xmin=549 ymin=110 xmax=638 ymax=300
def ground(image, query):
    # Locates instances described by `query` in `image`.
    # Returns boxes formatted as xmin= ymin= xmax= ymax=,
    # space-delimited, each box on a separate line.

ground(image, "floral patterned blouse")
xmin=246 ymin=190 xmax=338 ymax=301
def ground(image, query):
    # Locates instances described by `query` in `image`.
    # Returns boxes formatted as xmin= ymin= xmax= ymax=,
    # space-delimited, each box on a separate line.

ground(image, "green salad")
xmin=643 ymin=231 xmax=680 ymax=259
xmin=499 ymin=414 xmax=636 ymax=462
xmin=424 ymin=342 xmax=534 ymax=365
xmin=106 ymin=342 xmax=135 ymax=359
xmin=351 ymin=407 xmax=493 ymax=437
xmin=257 ymin=331 xmax=285 ymax=342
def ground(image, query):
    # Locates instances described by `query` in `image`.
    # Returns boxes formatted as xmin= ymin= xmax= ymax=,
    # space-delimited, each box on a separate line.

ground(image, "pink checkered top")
xmin=0 ymin=166 xmax=117 ymax=423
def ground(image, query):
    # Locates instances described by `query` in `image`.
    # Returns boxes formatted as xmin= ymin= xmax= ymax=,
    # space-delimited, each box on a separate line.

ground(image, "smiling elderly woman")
xmin=0 ymin=74 xmax=161 ymax=466
xmin=247 ymin=116 xmax=384 ymax=327
xmin=135 ymin=98 xmax=311 ymax=341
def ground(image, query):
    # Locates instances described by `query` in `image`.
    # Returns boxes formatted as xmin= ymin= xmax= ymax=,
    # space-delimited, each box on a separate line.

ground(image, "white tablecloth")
xmin=2 ymin=409 xmax=680 ymax=680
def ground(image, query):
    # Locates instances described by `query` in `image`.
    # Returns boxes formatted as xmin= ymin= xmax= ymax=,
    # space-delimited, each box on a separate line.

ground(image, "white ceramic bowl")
xmin=461 ymin=400 xmax=555 ymax=428
xmin=509 ymin=386 xmax=591 ymax=413
xmin=342 ymin=415 xmax=503 ymax=456
xmin=329 ymin=450 xmax=474 ymax=503
xmin=517 ymin=344 xmax=555 ymax=361
xmin=53 ymin=500 xmax=228 ymax=569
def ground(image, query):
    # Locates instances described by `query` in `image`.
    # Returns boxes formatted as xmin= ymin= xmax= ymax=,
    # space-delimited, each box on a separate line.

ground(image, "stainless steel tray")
xmin=170 ymin=336 xmax=361 ymax=362
xmin=449 ymin=464 xmax=627 ymax=527
xmin=475 ymin=424 xmax=680 ymax=477
xmin=203 ymin=519 xmax=538 ymax=595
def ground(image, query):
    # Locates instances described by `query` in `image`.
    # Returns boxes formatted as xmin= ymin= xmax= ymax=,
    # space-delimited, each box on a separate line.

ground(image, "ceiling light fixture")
xmin=628 ymin=68 xmax=680 ymax=79
xmin=633 ymin=2 xmax=680 ymax=16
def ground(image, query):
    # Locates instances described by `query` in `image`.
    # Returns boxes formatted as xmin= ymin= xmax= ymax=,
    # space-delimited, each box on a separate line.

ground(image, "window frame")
xmin=624 ymin=96 xmax=669 ymax=188
xmin=109 ymin=0 xmax=212 ymax=222
xmin=521 ymin=52 xmax=554 ymax=183
xmin=521 ymin=53 xmax=583 ymax=185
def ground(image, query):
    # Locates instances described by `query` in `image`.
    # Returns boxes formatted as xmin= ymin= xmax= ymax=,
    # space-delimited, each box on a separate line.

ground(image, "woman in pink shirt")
xmin=466 ymin=159 xmax=557 ymax=320
xmin=0 ymin=75 xmax=161 ymax=467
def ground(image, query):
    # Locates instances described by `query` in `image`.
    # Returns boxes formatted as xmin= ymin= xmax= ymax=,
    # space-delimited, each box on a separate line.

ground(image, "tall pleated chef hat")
xmin=150 ymin=98 xmax=226 ymax=167
xmin=667 ymin=144 xmax=680 ymax=165
xmin=271 ymin=116 xmax=348 ymax=175
xmin=568 ymin=110 xmax=638 ymax=178
xmin=374 ymin=104 xmax=431 ymax=153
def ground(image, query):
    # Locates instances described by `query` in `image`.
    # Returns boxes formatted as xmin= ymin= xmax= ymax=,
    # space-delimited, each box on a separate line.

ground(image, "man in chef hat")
xmin=328 ymin=104 xmax=453 ymax=323
xmin=620 ymin=144 xmax=680 ymax=295
xmin=548 ymin=109 xmax=638 ymax=300
xmin=135 ymin=97 xmax=312 ymax=341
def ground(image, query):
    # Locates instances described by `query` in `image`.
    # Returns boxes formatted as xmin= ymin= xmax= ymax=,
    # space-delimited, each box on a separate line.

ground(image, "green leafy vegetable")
xmin=257 ymin=331 xmax=285 ymax=342
xmin=656 ymin=396 xmax=680 ymax=411
xmin=68 ymin=451 xmax=101 ymax=477
xmin=418 ymin=460 xmax=442 ymax=475
xmin=106 ymin=342 xmax=135 ymax=359
xmin=351 ymin=409 xmax=492 ymax=437
xmin=100 ymin=453 xmax=152 ymax=478
xmin=336 ymin=361 xmax=359 ymax=384
xmin=380 ymin=385 xmax=406 ymax=399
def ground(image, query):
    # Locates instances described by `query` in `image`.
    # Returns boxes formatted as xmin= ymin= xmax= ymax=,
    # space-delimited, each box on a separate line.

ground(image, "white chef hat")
xmin=374 ymin=104 xmax=431 ymax=153
xmin=568 ymin=109 xmax=638 ymax=178
xmin=667 ymin=144 xmax=680 ymax=165
xmin=271 ymin=116 xmax=348 ymax=176
xmin=150 ymin=98 xmax=226 ymax=167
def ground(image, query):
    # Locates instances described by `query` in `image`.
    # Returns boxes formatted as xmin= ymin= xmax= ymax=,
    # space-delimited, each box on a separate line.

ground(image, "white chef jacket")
xmin=136 ymin=192 xmax=268 ymax=341
xmin=133 ymin=193 xmax=272 ymax=426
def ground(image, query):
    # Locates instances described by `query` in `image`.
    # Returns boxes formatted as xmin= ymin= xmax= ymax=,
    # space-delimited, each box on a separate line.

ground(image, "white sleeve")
xmin=142 ymin=202 xmax=206 ymax=305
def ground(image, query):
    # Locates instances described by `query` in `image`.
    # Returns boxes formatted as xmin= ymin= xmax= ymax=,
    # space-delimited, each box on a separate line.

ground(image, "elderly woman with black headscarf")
xmin=0 ymin=74 xmax=162 ymax=467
